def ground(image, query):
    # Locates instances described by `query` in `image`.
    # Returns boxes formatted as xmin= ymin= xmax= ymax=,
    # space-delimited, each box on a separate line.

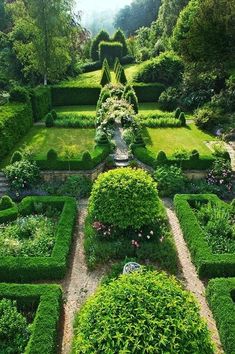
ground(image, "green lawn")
xmin=59 ymin=63 xmax=142 ymax=87
xmin=1 ymin=127 xmax=96 ymax=166
xmin=55 ymin=105 xmax=96 ymax=116
xmin=143 ymin=123 xmax=216 ymax=157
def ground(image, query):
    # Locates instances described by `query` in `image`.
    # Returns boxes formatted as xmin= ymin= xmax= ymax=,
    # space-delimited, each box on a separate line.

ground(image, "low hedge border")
xmin=132 ymin=146 xmax=215 ymax=170
xmin=174 ymin=194 xmax=235 ymax=278
xmin=36 ymin=145 xmax=110 ymax=171
xmin=0 ymin=283 xmax=62 ymax=354
xmin=132 ymin=83 xmax=165 ymax=102
xmin=0 ymin=196 xmax=77 ymax=282
xmin=51 ymin=86 xmax=101 ymax=106
xmin=206 ymin=278 xmax=235 ymax=354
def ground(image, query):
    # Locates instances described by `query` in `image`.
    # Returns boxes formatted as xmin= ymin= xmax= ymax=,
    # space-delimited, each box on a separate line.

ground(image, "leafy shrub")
xmin=117 ymin=66 xmax=127 ymax=85
xmin=9 ymin=86 xmax=29 ymax=103
xmin=154 ymin=165 xmax=185 ymax=197
xmin=51 ymin=87 xmax=101 ymax=106
xmin=113 ymin=29 xmax=128 ymax=56
xmin=207 ymin=158 xmax=233 ymax=192
xmin=99 ymin=41 xmax=123 ymax=64
xmin=133 ymin=83 xmax=165 ymax=103
xmin=158 ymin=87 xmax=179 ymax=110
xmin=100 ymin=59 xmax=111 ymax=87
xmin=175 ymin=107 xmax=181 ymax=118
xmin=122 ymin=128 xmax=135 ymax=145
xmin=55 ymin=114 xmax=95 ymax=128
xmin=195 ymin=106 xmax=224 ymax=131
xmin=134 ymin=52 xmax=184 ymax=86
xmin=0 ymin=196 xmax=15 ymax=211
xmin=4 ymin=159 xmax=40 ymax=192
xmin=0 ymin=298 xmax=30 ymax=354
xmin=90 ymin=30 xmax=110 ymax=61
xmin=57 ymin=175 xmax=92 ymax=198
xmin=45 ymin=112 xmax=54 ymax=127
xmin=10 ymin=150 xmax=23 ymax=164
xmin=47 ymin=149 xmax=58 ymax=161
xmin=124 ymin=89 xmax=138 ymax=113
xmin=73 ymin=271 xmax=214 ymax=353
xmin=51 ymin=109 xmax=57 ymax=120
xmin=30 ymin=86 xmax=51 ymax=122
xmin=190 ymin=149 xmax=200 ymax=161
xmin=82 ymin=151 xmax=93 ymax=169
xmin=88 ymin=167 xmax=161 ymax=229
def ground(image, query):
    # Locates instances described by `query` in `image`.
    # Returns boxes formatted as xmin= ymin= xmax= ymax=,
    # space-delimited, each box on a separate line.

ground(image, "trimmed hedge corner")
xmin=174 ymin=194 xmax=235 ymax=278
xmin=31 ymin=86 xmax=52 ymax=121
xmin=0 ymin=283 xmax=62 ymax=354
xmin=132 ymin=83 xmax=165 ymax=102
xmin=206 ymin=278 xmax=235 ymax=354
xmin=0 ymin=196 xmax=77 ymax=282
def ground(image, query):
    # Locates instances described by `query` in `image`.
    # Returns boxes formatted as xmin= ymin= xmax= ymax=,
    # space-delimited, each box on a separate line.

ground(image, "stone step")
xmin=115 ymin=161 xmax=130 ymax=167
xmin=114 ymin=155 xmax=129 ymax=162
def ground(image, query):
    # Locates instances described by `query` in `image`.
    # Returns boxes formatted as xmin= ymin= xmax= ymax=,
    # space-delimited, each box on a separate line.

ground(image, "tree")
xmin=114 ymin=0 xmax=161 ymax=36
xmin=8 ymin=0 xmax=75 ymax=84
xmin=172 ymin=0 xmax=235 ymax=63
xmin=90 ymin=30 xmax=110 ymax=61
xmin=113 ymin=28 xmax=128 ymax=56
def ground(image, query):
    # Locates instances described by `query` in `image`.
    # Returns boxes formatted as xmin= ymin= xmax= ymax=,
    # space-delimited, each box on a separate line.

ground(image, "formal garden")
xmin=0 ymin=0 xmax=235 ymax=353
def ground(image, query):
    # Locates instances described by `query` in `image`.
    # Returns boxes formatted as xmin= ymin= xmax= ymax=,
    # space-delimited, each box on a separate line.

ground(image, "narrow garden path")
xmin=113 ymin=122 xmax=129 ymax=167
xmin=60 ymin=199 xmax=107 ymax=354
xmin=163 ymin=198 xmax=223 ymax=354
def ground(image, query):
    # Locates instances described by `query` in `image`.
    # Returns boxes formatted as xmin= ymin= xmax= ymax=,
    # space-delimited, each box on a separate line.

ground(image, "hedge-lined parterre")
xmin=0 ymin=196 xmax=77 ymax=282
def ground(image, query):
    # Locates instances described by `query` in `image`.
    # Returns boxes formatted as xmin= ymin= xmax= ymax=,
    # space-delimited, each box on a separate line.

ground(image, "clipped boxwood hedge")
xmin=0 ymin=103 xmax=33 ymax=160
xmin=35 ymin=145 xmax=110 ymax=171
xmin=132 ymin=146 xmax=215 ymax=170
xmin=0 ymin=196 xmax=77 ymax=282
xmin=0 ymin=283 xmax=62 ymax=354
xmin=174 ymin=194 xmax=235 ymax=278
xmin=51 ymin=87 xmax=101 ymax=106
xmin=132 ymin=83 xmax=165 ymax=102
xmin=206 ymin=278 xmax=235 ymax=354
xmin=31 ymin=86 xmax=51 ymax=121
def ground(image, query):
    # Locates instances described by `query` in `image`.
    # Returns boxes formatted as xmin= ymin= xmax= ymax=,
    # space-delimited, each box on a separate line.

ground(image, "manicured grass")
xmin=1 ymin=127 xmax=96 ymax=166
xmin=55 ymin=105 xmax=96 ymax=116
xmin=143 ymin=123 xmax=216 ymax=157
xmin=139 ymin=103 xmax=194 ymax=119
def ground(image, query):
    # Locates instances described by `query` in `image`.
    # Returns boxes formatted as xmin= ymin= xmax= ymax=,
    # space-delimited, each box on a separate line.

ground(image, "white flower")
xmin=147 ymin=235 xmax=150 ymax=239
xmin=150 ymin=231 xmax=154 ymax=235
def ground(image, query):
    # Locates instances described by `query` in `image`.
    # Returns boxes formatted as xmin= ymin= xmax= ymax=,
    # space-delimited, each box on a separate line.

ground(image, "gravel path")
xmin=163 ymin=198 xmax=223 ymax=354
xmin=60 ymin=199 xmax=107 ymax=354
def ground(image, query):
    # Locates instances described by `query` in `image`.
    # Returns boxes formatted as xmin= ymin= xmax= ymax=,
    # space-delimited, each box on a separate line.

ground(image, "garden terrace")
xmin=174 ymin=194 xmax=235 ymax=279
xmin=207 ymin=278 xmax=235 ymax=354
xmin=0 ymin=196 xmax=76 ymax=282
xmin=0 ymin=283 xmax=61 ymax=354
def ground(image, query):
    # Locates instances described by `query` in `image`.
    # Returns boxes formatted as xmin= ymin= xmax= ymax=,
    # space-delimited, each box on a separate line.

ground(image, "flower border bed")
xmin=206 ymin=278 xmax=235 ymax=354
xmin=174 ymin=194 xmax=235 ymax=278
xmin=0 ymin=196 xmax=77 ymax=282
xmin=0 ymin=283 xmax=62 ymax=354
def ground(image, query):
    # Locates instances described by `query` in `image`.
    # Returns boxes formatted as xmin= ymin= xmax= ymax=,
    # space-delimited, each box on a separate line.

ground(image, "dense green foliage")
xmin=207 ymin=278 xmax=235 ymax=354
xmin=99 ymin=41 xmax=123 ymax=65
xmin=113 ymin=29 xmax=128 ymax=56
xmin=0 ymin=298 xmax=30 ymax=353
xmin=51 ymin=87 xmax=101 ymax=105
xmin=154 ymin=165 xmax=185 ymax=197
xmin=174 ymin=194 xmax=235 ymax=278
xmin=90 ymin=30 xmax=110 ymax=61
xmin=134 ymin=52 xmax=184 ymax=85
xmin=114 ymin=0 xmax=161 ymax=36
xmin=88 ymin=168 xmax=161 ymax=230
xmin=133 ymin=83 xmax=165 ymax=102
xmin=0 ymin=283 xmax=62 ymax=354
xmin=0 ymin=196 xmax=76 ymax=282
xmin=31 ymin=86 xmax=51 ymax=121
xmin=73 ymin=271 xmax=213 ymax=353
xmin=0 ymin=103 xmax=33 ymax=160
xmin=0 ymin=196 xmax=15 ymax=211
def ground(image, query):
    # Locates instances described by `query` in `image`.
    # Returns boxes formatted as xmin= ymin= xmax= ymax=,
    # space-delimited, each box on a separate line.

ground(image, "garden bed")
xmin=0 ymin=283 xmax=62 ymax=354
xmin=207 ymin=278 xmax=235 ymax=354
xmin=174 ymin=194 xmax=235 ymax=278
xmin=0 ymin=196 xmax=76 ymax=282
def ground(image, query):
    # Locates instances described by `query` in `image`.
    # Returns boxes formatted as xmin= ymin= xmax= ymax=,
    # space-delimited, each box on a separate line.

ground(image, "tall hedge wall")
xmin=31 ymin=86 xmax=51 ymax=121
xmin=206 ymin=278 xmax=235 ymax=354
xmin=0 ymin=196 xmax=77 ymax=282
xmin=0 ymin=103 xmax=33 ymax=160
xmin=174 ymin=194 xmax=235 ymax=279
xmin=133 ymin=83 xmax=165 ymax=102
xmin=0 ymin=283 xmax=62 ymax=354
xmin=51 ymin=87 xmax=101 ymax=106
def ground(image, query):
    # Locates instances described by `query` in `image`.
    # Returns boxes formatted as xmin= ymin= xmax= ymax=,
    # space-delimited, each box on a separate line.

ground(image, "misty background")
xmin=76 ymin=0 xmax=132 ymax=35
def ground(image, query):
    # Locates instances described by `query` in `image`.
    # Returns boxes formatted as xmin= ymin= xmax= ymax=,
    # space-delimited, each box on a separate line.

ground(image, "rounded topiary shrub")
xmin=45 ymin=113 xmax=54 ymax=127
xmin=11 ymin=151 xmax=23 ymax=164
xmin=88 ymin=168 xmax=160 ymax=229
xmin=9 ymin=86 xmax=29 ymax=103
xmin=179 ymin=112 xmax=186 ymax=126
xmin=47 ymin=149 xmax=58 ymax=161
xmin=51 ymin=109 xmax=57 ymax=120
xmin=73 ymin=271 xmax=214 ymax=354
xmin=0 ymin=195 xmax=15 ymax=211
xmin=156 ymin=150 xmax=168 ymax=165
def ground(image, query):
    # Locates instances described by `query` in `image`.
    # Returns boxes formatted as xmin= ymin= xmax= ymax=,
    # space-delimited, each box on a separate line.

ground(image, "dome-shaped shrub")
xmin=0 ymin=195 xmax=15 ymax=211
xmin=11 ymin=151 xmax=23 ymax=164
xmin=88 ymin=168 xmax=160 ymax=229
xmin=73 ymin=271 xmax=214 ymax=353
